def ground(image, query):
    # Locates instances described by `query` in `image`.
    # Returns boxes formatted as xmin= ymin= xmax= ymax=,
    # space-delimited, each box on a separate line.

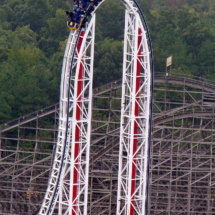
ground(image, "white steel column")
xmin=68 ymin=15 xmax=95 ymax=215
xmin=39 ymin=29 xmax=80 ymax=215
xmin=117 ymin=10 xmax=151 ymax=215
xmin=39 ymin=15 xmax=95 ymax=215
xmin=39 ymin=1 xmax=152 ymax=214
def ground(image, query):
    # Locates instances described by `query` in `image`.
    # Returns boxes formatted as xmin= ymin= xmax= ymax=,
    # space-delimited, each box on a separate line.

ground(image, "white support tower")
xmin=117 ymin=10 xmax=151 ymax=215
xmin=39 ymin=15 xmax=95 ymax=215
xmin=39 ymin=1 xmax=152 ymax=215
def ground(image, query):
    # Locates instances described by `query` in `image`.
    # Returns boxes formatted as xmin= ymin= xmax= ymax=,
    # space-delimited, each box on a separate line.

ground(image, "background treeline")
xmin=0 ymin=0 xmax=215 ymax=123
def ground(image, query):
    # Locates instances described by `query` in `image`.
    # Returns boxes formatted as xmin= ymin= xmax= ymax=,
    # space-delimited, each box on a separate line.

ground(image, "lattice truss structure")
xmin=39 ymin=17 xmax=96 ymax=215
xmin=39 ymin=1 xmax=152 ymax=214
xmin=0 ymin=104 xmax=59 ymax=215
xmin=1 ymin=74 xmax=215 ymax=214
xmin=151 ymin=74 xmax=215 ymax=214
xmin=117 ymin=10 xmax=151 ymax=215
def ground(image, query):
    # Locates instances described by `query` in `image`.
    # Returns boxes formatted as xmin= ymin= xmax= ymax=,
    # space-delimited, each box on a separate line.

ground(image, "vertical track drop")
xmin=39 ymin=1 xmax=153 ymax=214
xmin=117 ymin=10 xmax=151 ymax=215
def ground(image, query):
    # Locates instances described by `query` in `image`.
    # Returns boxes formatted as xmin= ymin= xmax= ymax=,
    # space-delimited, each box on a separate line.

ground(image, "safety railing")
xmin=155 ymin=71 xmax=215 ymax=90
xmin=0 ymin=103 xmax=59 ymax=133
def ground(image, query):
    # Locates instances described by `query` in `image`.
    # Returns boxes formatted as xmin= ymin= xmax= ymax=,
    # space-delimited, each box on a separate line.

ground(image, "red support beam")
xmin=130 ymin=28 xmax=142 ymax=215
xmin=72 ymin=30 xmax=85 ymax=215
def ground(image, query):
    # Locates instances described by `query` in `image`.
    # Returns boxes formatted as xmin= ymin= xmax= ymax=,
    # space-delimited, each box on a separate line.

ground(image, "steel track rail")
xmin=46 ymin=29 xmax=83 ymax=215
xmin=3 ymin=75 xmax=215 ymax=135
xmin=1 ymin=71 xmax=214 ymax=214
xmin=39 ymin=1 xmax=152 ymax=214
xmin=132 ymin=1 xmax=154 ymax=213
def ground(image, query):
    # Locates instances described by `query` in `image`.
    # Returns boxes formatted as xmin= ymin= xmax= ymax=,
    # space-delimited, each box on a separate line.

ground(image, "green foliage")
xmin=15 ymin=0 xmax=50 ymax=32
xmin=0 ymin=54 xmax=53 ymax=122
xmin=94 ymin=38 xmax=123 ymax=86
xmin=96 ymin=0 xmax=124 ymax=40
xmin=39 ymin=9 xmax=69 ymax=56
xmin=0 ymin=0 xmax=215 ymax=124
xmin=150 ymin=2 xmax=215 ymax=77
xmin=0 ymin=0 xmax=67 ymax=123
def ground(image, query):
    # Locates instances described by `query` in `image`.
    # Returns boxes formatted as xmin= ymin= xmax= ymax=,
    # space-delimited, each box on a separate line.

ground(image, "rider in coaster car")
xmin=66 ymin=11 xmax=81 ymax=30
xmin=89 ymin=0 xmax=102 ymax=6
xmin=74 ymin=7 xmax=85 ymax=15
xmin=74 ymin=0 xmax=101 ymax=8
xmin=66 ymin=11 xmax=81 ymax=22
xmin=81 ymin=0 xmax=90 ymax=9
xmin=74 ymin=0 xmax=90 ymax=15
xmin=74 ymin=0 xmax=78 ymax=7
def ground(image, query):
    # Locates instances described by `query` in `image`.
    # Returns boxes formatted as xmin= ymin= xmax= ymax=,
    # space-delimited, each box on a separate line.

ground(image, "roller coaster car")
xmin=67 ymin=21 xmax=79 ymax=31
xmin=89 ymin=0 xmax=102 ymax=6
xmin=84 ymin=3 xmax=95 ymax=16
xmin=82 ymin=0 xmax=102 ymax=16
xmin=66 ymin=0 xmax=102 ymax=31
xmin=67 ymin=16 xmax=88 ymax=31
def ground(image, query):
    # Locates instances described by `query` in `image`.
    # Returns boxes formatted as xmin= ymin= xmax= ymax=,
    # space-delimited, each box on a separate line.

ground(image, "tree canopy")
xmin=0 ymin=0 xmax=215 ymax=123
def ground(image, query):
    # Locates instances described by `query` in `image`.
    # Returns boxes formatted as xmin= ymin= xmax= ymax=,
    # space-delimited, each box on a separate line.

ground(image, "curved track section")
xmin=1 ymin=74 xmax=215 ymax=214
xmin=39 ymin=16 xmax=96 ymax=214
xmin=116 ymin=8 xmax=152 ymax=215
xmin=39 ymin=1 xmax=153 ymax=215
xmin=39 ymin=29 xmax=82 ymax=215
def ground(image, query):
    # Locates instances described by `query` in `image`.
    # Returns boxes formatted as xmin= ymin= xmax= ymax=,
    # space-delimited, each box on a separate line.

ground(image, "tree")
xmin=94 ymin=38 xmax=123 ymax=86
xmin=0 ymin=27 xmax=12 ymax=60
xmin=39 ymin=9 xmax=69 ymax=56
xmin=196 ymin=39 xmax=215 ymax=77
xmin=152 ymin=23 xmax=193 ymax=74
xmin=15 ymin=0 xmax=49 ymax=33
xmin=96 ymin=0 xmax=124 ymax=40
xmin=163 ymin=0 xmax=186 ymax=9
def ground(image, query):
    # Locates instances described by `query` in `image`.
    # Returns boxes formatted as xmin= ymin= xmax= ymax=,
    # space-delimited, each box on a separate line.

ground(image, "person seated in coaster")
xmin=66 ymin=10 xmax=81 ymax=23
xmin=89 ymin=0 xmax=102 ymax=6
xmin=67 ymin=21 xmax=80 ymax=31
xmin=74 ymin=7 xmax=85 ymax=15
xmin=66 ymin=11 xmax=81 ymax=30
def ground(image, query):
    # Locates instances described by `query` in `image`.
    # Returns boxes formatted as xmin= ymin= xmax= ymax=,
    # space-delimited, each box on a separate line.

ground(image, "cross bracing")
xmin=1 ymin=73 xmax=215 ymax=214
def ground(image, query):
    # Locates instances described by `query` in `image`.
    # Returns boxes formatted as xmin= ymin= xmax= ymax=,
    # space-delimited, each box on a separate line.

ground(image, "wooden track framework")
xmin=2 ymin=73 xmax=215 ymax=214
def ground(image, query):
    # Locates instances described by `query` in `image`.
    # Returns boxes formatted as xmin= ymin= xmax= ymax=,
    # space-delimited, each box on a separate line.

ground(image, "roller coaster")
xmin=2 ymin=0 xmax=215 ymax=215
xmin=39 ymin=0 xmax=153 ymax=214
xmin=2 ymin=73 xmax=215 ymax=214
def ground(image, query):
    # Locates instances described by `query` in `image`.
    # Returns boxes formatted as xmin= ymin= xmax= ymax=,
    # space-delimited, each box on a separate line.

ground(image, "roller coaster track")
xmin=1 ymin=72 xmax=215 ymax=214
xmin=1 ymin=74 xmax=215 ymax=135
xmin=36 ymin=0 xmax=154 ymax=214
xmin=2 ymin=0 xmax=215 ymax=211
xmin=1 ymin=0 xmax=215 ymax=211
xmin=1 ymin=76 xmax=215 ymax=174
